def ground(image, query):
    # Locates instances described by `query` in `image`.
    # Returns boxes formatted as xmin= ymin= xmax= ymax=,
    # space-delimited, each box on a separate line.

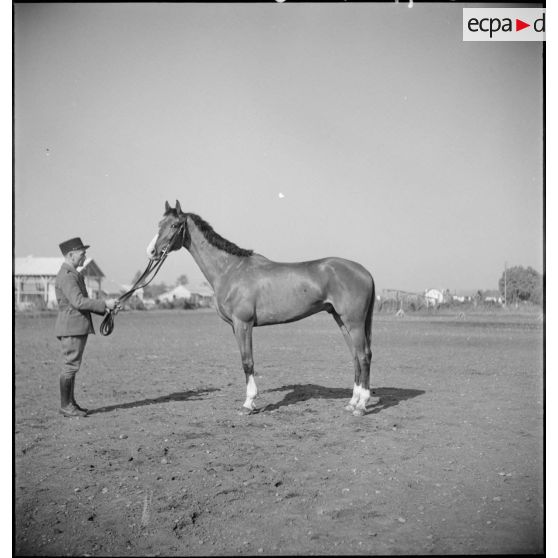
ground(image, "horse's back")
xmin=245 ymin=255 xmax=374 ymax=293
xmin=250 ymin=254 xmax=372 ymax=279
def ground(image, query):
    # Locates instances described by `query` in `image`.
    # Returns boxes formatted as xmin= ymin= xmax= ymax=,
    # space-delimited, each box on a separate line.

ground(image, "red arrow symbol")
xmin=516 ymin=19 xmax=530 ymax=32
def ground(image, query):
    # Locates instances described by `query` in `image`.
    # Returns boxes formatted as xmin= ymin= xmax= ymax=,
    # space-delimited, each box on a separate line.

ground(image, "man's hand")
xmin=105 ymin=299 xmax=119 ymax=311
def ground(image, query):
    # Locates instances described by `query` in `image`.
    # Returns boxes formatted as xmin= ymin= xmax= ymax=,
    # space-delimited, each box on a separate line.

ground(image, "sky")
xmin=14 ymin=2 xmax=543 ymax=294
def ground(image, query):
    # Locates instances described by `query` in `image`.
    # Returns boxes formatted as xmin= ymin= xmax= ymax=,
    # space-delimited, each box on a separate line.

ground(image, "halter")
xmin=100 ymin=220 xmax=186 ymax=336
xmin=160 ymin=219 xmax=188 ymax=259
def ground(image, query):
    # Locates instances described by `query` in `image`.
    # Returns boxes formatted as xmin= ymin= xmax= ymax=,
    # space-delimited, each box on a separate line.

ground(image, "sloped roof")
xmin=15 ymin=257 xmax=64 ymax=276
xmin=14 ymin=257 xmax=104 ymax=278
xmin=80 ymin=259 xmax=105 ymax=278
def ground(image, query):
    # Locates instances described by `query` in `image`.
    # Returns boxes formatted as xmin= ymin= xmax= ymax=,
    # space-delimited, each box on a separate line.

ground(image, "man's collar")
xmin=62 ymin=261 xmax=78 ymax=273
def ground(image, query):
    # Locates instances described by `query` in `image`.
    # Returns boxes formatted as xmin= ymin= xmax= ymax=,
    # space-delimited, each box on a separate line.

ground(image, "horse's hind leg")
xmin=232 ymin=317 xmax=258 ymax=413
xmin=332 ymin=311 xmax=372 ymax=415
xmin=354 ymin=297 xmax=374 ymax=416
xmin=352 ymin=325 xmax=372 ymax=416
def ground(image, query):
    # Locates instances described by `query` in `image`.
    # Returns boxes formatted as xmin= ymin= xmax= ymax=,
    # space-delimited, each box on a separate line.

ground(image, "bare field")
xmin=15 ymin=309 xmax=544 ymax=555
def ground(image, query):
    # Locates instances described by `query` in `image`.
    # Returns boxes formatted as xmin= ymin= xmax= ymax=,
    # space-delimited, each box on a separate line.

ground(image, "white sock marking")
xmin=356 ymin=388 xmax=371 ymax=411
xmin=348 ymin=383 xmax=360 ymax=407
xmin=243 ymin=375 xmax=258 ymax=409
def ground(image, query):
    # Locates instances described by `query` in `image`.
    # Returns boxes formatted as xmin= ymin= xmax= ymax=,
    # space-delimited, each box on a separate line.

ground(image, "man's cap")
xmin=59 ymin=237 xmax=90 ymax=255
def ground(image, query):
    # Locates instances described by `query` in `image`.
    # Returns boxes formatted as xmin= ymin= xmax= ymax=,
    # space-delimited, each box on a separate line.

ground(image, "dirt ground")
xmin=15 ymin=309 xmax=544 ymax=556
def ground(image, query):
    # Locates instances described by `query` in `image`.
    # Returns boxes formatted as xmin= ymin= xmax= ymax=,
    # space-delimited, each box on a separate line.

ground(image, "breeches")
xmin=59 ymin=335 xmax=88 ymax=380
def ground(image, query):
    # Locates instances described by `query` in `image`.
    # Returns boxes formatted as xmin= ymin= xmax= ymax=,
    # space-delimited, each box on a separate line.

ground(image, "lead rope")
xmin=100 ymin=223 xmax=185 ymax=336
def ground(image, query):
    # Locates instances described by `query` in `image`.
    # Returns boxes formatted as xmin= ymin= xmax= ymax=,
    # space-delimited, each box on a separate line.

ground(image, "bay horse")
xmin=147 ymin=201 xmax=375 ymax=416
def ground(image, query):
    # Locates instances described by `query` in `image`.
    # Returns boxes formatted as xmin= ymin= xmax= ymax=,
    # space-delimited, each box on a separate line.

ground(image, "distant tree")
xmin=176 ymin=274 xmax=189 ymax=286
xmin=498 ymin=265 xmax=542 ymax=305
xmin=143 ymin=282 xmax=169 ymax=299
xmin=531 ymin=281 xmax=543 ymax=306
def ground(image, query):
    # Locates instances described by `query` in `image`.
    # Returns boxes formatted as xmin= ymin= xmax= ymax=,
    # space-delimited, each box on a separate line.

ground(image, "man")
xmin=55 ymin=237 xmax=118 ymax=417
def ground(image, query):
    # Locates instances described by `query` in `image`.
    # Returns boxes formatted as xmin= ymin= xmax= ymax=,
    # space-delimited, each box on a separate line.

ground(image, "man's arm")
xmin=60 ymin=274 xmax=107 ymax=314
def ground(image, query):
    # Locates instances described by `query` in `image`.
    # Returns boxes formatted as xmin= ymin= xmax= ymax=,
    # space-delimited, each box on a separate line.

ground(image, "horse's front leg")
xmin=232 ymin=318 xmax=258 ymax=414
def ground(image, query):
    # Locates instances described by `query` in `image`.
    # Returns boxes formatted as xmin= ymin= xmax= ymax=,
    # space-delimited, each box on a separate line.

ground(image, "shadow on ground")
xmin=261 ymin=384 xmax=425 ymax=414
xmin=366 ymin=387 xmax=426 ymax=415
xmin=88 ymin=388 xmax=219 ymax=414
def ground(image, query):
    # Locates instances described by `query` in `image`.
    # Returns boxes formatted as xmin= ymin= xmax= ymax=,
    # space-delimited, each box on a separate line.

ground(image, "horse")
xmin=147 ymin=200 xmax=376 ymax=417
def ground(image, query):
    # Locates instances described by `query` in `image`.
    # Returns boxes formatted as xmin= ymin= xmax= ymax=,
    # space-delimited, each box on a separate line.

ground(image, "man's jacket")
xmin=54 ymin=262 xmax=106 ymax=337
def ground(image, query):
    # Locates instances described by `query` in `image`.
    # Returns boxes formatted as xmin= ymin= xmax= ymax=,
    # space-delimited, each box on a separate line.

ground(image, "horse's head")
xmin=146 ymin=200 xmax=187 ymax=260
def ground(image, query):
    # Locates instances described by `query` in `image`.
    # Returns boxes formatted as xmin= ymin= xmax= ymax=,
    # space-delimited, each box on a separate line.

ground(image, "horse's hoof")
xmin=352 ymin=408 xmax=365 ymax=417
xmin=345 ymin=404 xmax=356 ymax=412
xmin=239 ymin=406 xmax=259 ymax=416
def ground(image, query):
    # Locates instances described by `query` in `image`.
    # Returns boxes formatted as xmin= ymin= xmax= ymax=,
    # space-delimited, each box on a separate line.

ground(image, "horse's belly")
xmin=253 ymin=281 xmax=328 ymax=325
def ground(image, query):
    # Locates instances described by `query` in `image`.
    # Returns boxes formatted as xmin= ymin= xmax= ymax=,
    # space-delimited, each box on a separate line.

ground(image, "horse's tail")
xmin=365 ymin=277 xmax=375 ymax=349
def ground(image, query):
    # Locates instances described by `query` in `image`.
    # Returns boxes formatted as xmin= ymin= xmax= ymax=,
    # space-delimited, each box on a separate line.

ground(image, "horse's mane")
xmin=172 ymin=211 xmax=253 ymax=257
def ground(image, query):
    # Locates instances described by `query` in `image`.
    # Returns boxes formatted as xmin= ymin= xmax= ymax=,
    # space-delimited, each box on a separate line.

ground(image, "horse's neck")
xmin=185 ymin=219 xmax=240 ymax=287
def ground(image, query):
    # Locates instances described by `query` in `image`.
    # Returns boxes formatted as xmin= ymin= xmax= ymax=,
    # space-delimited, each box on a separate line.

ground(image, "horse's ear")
xmin=165 ymin=201 xmax=171 ymax=213
xmin=175 ymin=200 xmax=183 ymax=214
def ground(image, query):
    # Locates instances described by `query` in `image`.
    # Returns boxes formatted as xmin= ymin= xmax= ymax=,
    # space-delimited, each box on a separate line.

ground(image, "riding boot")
xmin=59 ymin=377 xmax=87 ymax=417
xmin=70 ymin=377 xmax=89 ymax=414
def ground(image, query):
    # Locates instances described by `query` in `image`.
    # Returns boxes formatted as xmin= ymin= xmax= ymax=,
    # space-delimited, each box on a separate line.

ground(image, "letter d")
xmin=534 ymin=13 xmax=545 ymax=33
